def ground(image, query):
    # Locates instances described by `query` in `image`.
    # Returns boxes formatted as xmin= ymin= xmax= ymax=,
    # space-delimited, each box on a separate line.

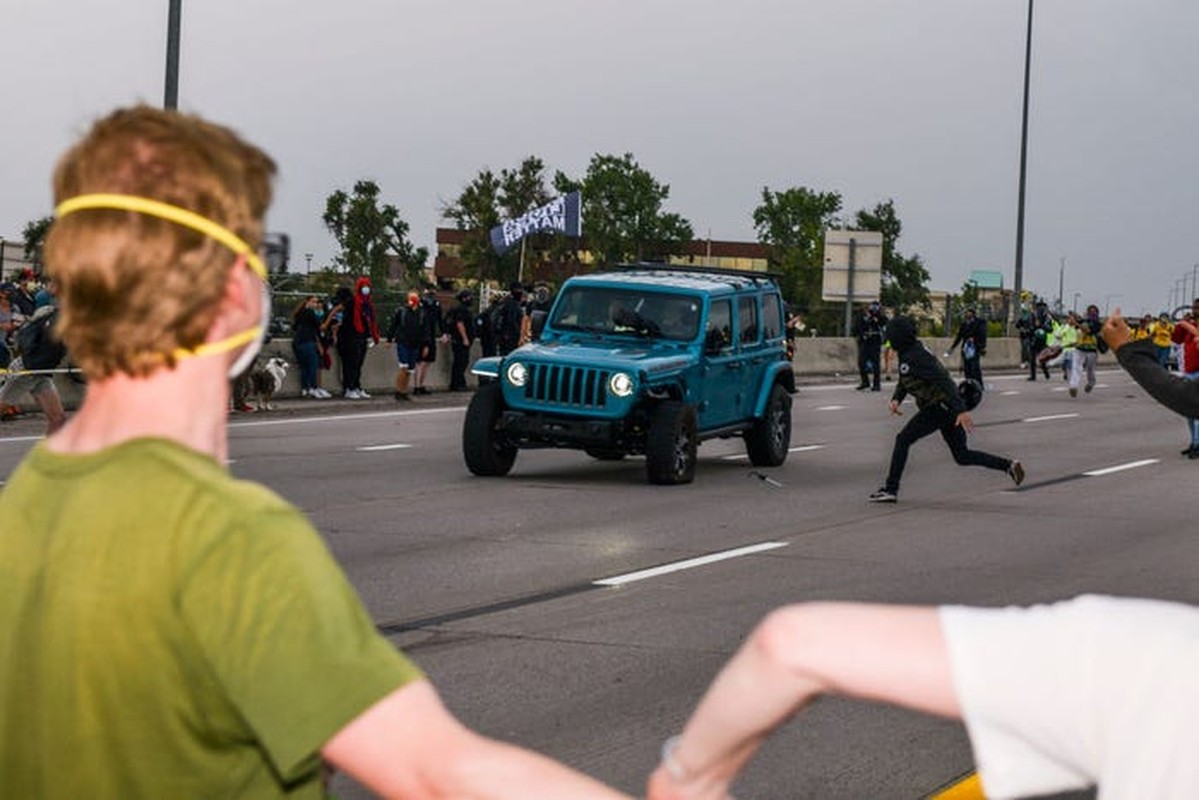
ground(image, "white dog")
xmin=248 ymin=356 xmax=288 ymax=411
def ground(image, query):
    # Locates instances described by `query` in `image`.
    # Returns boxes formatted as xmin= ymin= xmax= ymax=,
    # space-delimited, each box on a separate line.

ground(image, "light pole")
xmin=304 ymin=252 xmax=313 ymax=274
xmin=164 ymin=0 xmax=182 ymax=109
xmin=1072 ymin=292 xmax=1081 ymax=313
xmin=1010 ymin=0 xmax=1035 ymax=335
xmin=1057 ymin=256 xmax=1065 ymax=315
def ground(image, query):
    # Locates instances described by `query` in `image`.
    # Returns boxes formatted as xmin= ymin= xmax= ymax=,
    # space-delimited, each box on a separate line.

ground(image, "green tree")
xmin=323 ymin=180 xmax=428 ymax=287
xmin=21 ymin=216 xmax=54 ymax=271
xmin=555 ymin=153 xmax=693 ymax=267
xmin=853 ymin=200 xmax=930 ymax=312
xmin=752 ymin=187 xmax=843 ymax=321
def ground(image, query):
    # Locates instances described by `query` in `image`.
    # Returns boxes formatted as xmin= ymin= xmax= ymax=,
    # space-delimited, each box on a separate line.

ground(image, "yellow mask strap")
xmin=55 ymin=193 xmax=267 ymax=280
xmin=55 ymin=193 xmax=268 ymax=365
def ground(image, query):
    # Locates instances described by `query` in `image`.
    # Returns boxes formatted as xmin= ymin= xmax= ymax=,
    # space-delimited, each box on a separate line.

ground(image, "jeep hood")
xmin=513 ymin=340 xmax=692 ymax=373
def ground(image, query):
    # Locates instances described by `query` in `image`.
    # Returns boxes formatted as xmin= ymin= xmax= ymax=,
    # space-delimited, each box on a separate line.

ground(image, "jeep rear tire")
xmin=463 ymin=383 xmax=518 ymax=476
xmin=745 ymin=383 xmax=792 ymax=467
xmin=645 ymin=401 xmax=697 ymax=485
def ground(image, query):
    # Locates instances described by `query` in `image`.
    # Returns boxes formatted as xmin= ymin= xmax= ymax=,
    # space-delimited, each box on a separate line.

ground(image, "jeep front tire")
xmin=645 ymin=401 xmax=697 ymax=485
xmin=745 ymin=383 xmax=792 ymax=466
xmin=463 ymin=383 xmax=518 ymax=476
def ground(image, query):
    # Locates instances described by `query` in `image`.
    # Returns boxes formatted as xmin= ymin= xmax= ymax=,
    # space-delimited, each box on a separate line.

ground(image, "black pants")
xmin=962 ymin=354 xmax=983 ymax=385
xmin=1027 ymin=340 xmax=1046 ymax=379
xmin=450 ymin=342 xmax=471 ymax=390
xmin=858 ymin=342 xmax=882 ymax=388
xmin=884 ymin=404 xmax=1010 ymax=493
xmin=337 ymin=336 xmax=367 ymax=392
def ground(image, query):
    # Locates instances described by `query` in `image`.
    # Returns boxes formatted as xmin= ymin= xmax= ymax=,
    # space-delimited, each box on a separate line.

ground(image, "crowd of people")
xmin=6 ymin=105 xmax=1199 ymax=799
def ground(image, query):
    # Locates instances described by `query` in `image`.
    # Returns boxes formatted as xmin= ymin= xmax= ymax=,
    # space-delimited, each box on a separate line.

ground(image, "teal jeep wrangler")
xmin=463 ymin=267 xmax=796 ymax=484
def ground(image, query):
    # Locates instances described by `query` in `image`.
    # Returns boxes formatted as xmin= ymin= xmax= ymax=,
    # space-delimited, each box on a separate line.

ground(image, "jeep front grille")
xmin=525 ymin=364 xmax=609 ymax=408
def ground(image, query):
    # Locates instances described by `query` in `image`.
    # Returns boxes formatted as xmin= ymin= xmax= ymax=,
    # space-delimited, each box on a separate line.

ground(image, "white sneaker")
xmin=359 ymin=389 xmax=372 ymax=399
xmin=314 ymin=387 xmax=331 ymax=399
xmin=301 ymin=388 xmax=312 ymax=398
xmin=344 ymin=389 xmax=360 ymax=399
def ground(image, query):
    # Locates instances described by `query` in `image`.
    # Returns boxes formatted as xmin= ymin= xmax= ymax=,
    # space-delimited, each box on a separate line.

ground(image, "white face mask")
xmin=226 ymin=278 xmax=272 ymax=379
xmin=361 ymin=286 xmax=371 ymax=296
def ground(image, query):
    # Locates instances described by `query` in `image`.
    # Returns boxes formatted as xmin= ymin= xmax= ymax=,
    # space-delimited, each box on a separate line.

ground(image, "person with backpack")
xmin=869 ymin=315 xmax=1023 ymax=503
xmin=0 ymin=290 xmax=67 ymax=434
xmin=386 ymin=290 xmax=425 ymax=401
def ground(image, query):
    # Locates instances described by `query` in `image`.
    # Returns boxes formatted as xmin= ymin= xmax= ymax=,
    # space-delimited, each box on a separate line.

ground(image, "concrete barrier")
xmin=26 ymin=337 xmax=1118 ymax=408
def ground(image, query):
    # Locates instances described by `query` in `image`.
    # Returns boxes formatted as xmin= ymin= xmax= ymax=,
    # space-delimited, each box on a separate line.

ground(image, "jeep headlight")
xmin=506 ymin=362 xmax=528 ymax=387
xmin=609 ymin=372 xmax=634 ymax=397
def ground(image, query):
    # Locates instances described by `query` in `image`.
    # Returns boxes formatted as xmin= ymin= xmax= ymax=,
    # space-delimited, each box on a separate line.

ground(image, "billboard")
xmin=821 ymin=229 xmax=883 ymax=302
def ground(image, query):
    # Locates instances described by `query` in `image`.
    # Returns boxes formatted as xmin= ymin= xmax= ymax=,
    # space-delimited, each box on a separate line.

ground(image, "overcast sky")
xmin=6 ymin=0 xmax=1198 ymax=315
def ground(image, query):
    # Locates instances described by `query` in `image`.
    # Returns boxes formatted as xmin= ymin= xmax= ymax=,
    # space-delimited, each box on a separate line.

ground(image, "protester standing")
xmin=852 ymin=301 xmax=887 ymax=391
xmin=946 ymin=306 xmax=987 ymax=386
xmin=447 ymin=289 xmax=475 ymax=391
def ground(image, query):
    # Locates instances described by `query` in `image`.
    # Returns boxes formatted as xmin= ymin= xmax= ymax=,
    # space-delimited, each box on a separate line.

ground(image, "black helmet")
xmin=456 ymin=289 xmax=473 ymax=302
xmin=958 ymin=378 xmax=984 ymax=411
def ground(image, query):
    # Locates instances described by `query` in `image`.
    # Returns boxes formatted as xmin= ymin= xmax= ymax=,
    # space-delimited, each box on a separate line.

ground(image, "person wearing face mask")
xmin=292 ymin=295 xmax=330 ymax=399
xmin=0 ymin=105 xmax=629 ymax=800
xmin=336 ymin=276 xmax=379 ymax=399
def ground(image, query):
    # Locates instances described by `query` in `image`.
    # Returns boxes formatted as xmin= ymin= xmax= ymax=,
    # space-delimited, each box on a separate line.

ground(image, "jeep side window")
xmin=738 ymin=295 xmax=759 ymax=345
xmin=706 ymin=299 xmax=732 ymax=353
xmin=762 ymin=293 xmax=782 ymax=340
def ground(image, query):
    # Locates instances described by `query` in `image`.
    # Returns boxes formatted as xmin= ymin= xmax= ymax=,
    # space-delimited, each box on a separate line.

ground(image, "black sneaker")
xmin=1008 ymin=460 xmax=1025 ymax=486
xmin=868 ymin=488 xmax=898 ymax=503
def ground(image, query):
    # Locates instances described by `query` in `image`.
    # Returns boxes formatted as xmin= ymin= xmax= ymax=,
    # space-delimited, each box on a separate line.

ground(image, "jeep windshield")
xmin=549 ymin=286 xmax=700 ymax=341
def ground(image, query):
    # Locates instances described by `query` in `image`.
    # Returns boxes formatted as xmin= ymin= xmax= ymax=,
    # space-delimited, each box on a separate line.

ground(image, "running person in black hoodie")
xmin=869 ymin=316 xmax=1024 ymax=502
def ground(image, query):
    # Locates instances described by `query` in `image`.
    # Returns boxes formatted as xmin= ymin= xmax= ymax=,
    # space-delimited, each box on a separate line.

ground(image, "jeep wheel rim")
xmin=672 ymin=426 xmax=694 ymax=476
xmin=769 ymin=406 xmax=788 ymax=452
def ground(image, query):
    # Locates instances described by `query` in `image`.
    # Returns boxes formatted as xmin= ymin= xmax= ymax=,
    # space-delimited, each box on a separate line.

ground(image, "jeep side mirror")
xmin=530 ymin=309 xmax=548 ymax=340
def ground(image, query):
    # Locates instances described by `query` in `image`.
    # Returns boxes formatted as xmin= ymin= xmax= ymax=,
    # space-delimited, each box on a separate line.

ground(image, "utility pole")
xmin=164 ymin=0 xmax=182 ymax=109
xmin=1056 ymin=256 xmax=1064 ymax=314
xmin=1010 ymin=0 xmax=1034 ymax=335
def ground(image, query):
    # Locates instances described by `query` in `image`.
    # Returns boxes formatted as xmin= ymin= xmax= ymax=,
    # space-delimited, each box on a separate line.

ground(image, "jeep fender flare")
xmin=752 ymin=363 xmax=796 ymax=417
xmin=470 ymin=356 xmax=502 ymax=379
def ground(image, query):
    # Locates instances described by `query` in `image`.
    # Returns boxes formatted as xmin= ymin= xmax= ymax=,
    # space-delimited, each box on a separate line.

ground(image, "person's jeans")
xmin=293 ymin=339 xmax=319 ymax=390
xmin=1186 ymin=372 xmax=1199 ymax=446
xmin=884 ymin=404 xmax=1010 ymax=492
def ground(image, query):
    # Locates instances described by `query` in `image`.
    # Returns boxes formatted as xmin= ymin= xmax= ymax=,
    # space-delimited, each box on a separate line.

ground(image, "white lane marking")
xmin=0 ymin=435 xmax=41 ymax=444
xmin=721 ymin=444 xmax=823 ymax=461
xmin=594 ymin=541 xmax=790 ymax=587
xmin=1023 ymin=413 xmax=1080 ymax=423
xmin=815 ymin=405 xmax=845 ymax=411
xmin=356 ymin=443 xmax=413 ymax=452
xmin=1083 ymin=459 xmax=1158 ymax=477
xmin=228 ymin=406 xmax=463 ymax=429
xmin=1001 ymin=390 xmax=1020 ymax=396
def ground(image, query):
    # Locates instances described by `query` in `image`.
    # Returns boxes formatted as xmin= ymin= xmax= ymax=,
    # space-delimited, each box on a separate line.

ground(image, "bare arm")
xmin=646 ymin=603 xmax=958 ymax=800
xmin=322 ymin=679 xmax=629 ymax=800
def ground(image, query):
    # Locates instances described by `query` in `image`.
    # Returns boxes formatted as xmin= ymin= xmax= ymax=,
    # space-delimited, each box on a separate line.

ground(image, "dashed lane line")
xmin=594 ymin=541 xmax=790 ymax=586
xmin=815 ymin=405 xmax=846 ymax=411
xmin=721 ymin=444 xmax=824 ymax=461
xmin=1022 ymin=412 xmax=1080 ymax=423
xmin=377 ymin=541 xmax=792 ymax=636
xmin=356 ymin=443 xmax=413 ymax=452
xmin=1010 ymin=458 xmax=1159 ymax=492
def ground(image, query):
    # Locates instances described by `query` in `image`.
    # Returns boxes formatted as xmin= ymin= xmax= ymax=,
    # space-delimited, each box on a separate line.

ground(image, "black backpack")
xmin=16 ymin=308 xmax=66 ymax=371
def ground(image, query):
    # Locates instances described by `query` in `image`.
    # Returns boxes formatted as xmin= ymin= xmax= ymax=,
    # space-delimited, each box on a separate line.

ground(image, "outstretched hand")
xmin=1101 ymin=308 xmax=1133 ymax=353
xmin=888 ymin=399 xmax=902 ymax=416
xmin=955 ymin=411 xmax=975 ymax=433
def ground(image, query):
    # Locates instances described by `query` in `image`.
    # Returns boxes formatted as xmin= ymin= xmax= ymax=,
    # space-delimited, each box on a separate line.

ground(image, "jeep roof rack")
xmin=612 ymin=262 xmax=783 ymax=286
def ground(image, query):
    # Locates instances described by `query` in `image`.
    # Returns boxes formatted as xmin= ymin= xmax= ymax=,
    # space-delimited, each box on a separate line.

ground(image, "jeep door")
xmin=735 ymin=293 xmax=771 ymax=419
xmin=697 ymin=297 xmax=742 ymax=429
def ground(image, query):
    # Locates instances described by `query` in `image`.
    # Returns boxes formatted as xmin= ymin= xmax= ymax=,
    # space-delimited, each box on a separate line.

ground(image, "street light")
xmin=1010 ymin=0 xmax=1035 ymax=335
xmin=1072 ymin=292 xmax=1081 ymax=313
xmin=304 ymin=252 xmax=313 ymax=273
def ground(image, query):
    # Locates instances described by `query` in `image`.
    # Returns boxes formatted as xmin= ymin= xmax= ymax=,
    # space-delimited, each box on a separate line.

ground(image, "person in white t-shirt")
xmin=646 ymin=595 xmax=1199 ymax=800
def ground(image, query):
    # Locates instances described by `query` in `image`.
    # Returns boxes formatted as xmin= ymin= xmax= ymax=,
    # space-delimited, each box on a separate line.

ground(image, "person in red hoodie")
xmin=1169 ymin=298 xmax=1199 ymax=455
xmin=336 ymin=276 xmax=380 ymax=399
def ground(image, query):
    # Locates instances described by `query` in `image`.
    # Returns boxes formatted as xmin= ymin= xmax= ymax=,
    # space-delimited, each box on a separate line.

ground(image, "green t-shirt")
xmin=0 ymin=438 xmax=422 ymax=798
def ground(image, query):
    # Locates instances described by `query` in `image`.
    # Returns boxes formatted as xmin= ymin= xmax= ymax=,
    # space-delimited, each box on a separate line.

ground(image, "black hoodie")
xmin=884 ymin=316 xmax=964 ymax=414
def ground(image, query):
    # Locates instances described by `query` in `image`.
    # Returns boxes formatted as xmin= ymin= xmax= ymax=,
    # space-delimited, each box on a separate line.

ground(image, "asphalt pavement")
xmin=4 ymin=366 xmax=1189 ymax=799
